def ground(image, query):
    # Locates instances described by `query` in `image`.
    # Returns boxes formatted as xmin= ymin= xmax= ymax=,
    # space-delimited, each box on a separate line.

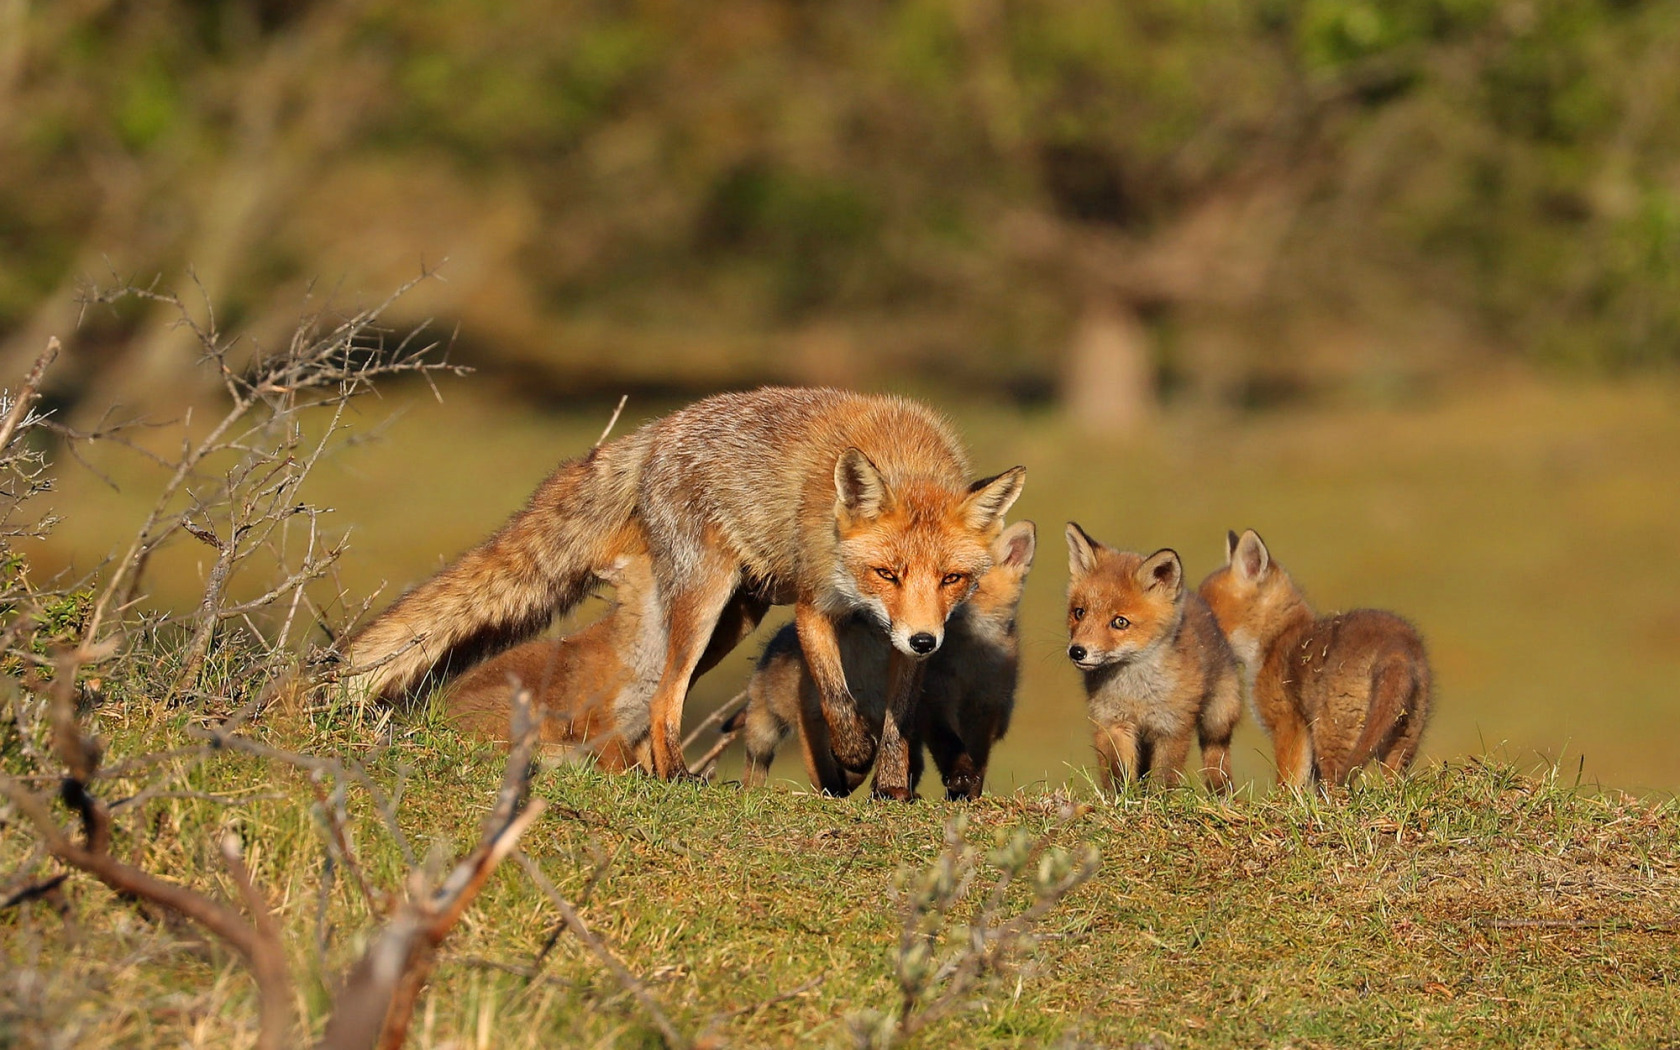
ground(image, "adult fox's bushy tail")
xmin=343 ymin=437 xmax=645 ymax=700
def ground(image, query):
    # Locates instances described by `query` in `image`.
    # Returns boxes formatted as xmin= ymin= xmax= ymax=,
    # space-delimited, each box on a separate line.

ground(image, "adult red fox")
xmin=1198 ymin=529 xmax=1432 ymax=787
xmin=343 ymin=388 xmax=1024 ymax=798
xmin=1064 ymin=524 xmax=1241 ymax=792
xmin=730 ymin=520 xmax=1036 ymax=799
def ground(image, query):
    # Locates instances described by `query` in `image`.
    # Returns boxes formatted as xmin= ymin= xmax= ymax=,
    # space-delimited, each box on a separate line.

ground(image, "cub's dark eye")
xmin=941 ymin=572 xmax=966 ymax=586
xmin=1072 ymin=607 xmax=1085 ymax=621
xmin=1111 ymin=615 xmax=1130 ymax=630
xmin=875 ymin=567 xmax=899 ymax=584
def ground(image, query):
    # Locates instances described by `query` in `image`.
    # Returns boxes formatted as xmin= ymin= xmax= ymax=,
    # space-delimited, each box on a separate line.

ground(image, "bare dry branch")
xmin=594 ymin=393 xmax=628 ymax=449
xmin=315 ymin=686 xmax=546 ymax=1050
xmin=0 ymin=338 xmax=58 ymax=455
xmin=221 ymin=833 xmax=298 ymax=1050
xmin=685 ymin=690 xmax=748 ymax=780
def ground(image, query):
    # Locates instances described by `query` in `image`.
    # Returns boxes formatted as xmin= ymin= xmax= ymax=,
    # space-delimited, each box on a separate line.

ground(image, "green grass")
xmin=28 ymin=373 xmax=1680 ymax=793
xmin=6 ymin=684 xmax=1679 ymax=1048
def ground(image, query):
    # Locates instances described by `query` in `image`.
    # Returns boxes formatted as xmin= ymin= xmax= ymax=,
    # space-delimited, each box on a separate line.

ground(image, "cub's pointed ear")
xmin=1065 ymin=522 xmax=1101 ymax=579
xmin=995 ymin=520 xmax=1037 ymax=570
xmin=835 ymin=447 xmax=891 ymax=520
xmin=1225 ymin=529 xmax=1240 ymax=565
xmin=1232 ymin=528 xmax=1270 ymax=582
xmin=960 ymin=466 xmax=1026 ymax=531
xmin=1138 ymin=548 xmax=1184 ymax=595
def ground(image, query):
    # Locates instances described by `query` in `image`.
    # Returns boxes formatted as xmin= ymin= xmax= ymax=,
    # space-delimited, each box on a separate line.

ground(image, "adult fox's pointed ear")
xmin=995 ymin=520 xmax=1037 ymax=569
xmin=1232 ymin=528 xmax=1270 ymax=582
xmin=961 ymin=466 xmax=1025 ymax=531
xmin=835 ymin=447 xmax=891 ymax=520
xmin=1065 ymin=522 xmax=1100 ymax=579
xmin=1225 ymin=529 xmax=1240 ymax=564
xmin=1138 ymin=548 xmax=1184 ymax=595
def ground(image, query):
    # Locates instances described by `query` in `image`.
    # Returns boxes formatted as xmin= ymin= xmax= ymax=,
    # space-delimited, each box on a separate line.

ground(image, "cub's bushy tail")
xmin=1343 ymin=652 xmax=1431 ymax=780
xmin=342 ymin=438 xmax=645 ymax=700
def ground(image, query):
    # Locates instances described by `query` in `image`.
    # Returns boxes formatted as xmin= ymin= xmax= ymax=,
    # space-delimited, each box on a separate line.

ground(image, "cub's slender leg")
xmin=1094 ymin=723 xmax=1139 ymax=793
xmin=1271 ymin=711 xmax=1316 ymax=790
xmin=739 ymin=681 xmax=788 ymax=789
xmin=908 ymin=740 xmax=927 ymax=795
xmin=1149 ymin=731 xmax=1192 ymax=788
xmin=1199 ymin=673 xmax=1241 ymax=794
xmin=923 ymin=718 xmax=981 ymax=800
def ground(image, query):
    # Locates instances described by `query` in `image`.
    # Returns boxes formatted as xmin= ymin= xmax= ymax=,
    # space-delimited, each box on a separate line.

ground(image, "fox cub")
xmin=732 ymin=521 xmax=1037 ymax=799
xmin=1065 ymin=524 xmax=1240 ymax=792
xmin=1199 ymin=529 xmax=1432 ymax=788
xmin=441 ymin=549 xmax=664 ymax=771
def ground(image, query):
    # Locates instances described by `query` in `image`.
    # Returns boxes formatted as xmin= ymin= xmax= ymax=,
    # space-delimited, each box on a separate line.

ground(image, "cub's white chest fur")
xmin=1085 ymin=652 xmax=1189 ymax=737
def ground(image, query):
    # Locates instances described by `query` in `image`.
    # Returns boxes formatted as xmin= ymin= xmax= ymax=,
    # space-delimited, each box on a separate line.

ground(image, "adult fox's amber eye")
xmin=875 ymin=567 xmax=899 ymax=584
xmin=1072 ymin=607 xmax=1085 ymax=621
xmin=1111 ymin=615 xmax=1130 ymax=630
xmin=941 ymin=572 xmax=965 ymax=586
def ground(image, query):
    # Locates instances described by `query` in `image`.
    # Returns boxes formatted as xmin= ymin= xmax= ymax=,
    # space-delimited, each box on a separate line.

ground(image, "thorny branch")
xmin=69 ymin=271 xmax=468 ymax=686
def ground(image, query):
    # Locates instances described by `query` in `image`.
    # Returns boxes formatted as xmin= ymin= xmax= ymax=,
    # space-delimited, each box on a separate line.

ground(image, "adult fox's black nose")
xmin=909 ymin=632 xmax=938 ymax=655
xmin=1068 ymin=644 xmax=1087 ymax=662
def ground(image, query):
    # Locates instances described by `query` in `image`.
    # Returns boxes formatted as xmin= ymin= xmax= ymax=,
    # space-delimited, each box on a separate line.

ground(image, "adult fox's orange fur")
xmin=343 ymin=388 xmax=1025 ymax=798
xmin=1065 ymin=524 xmax=1240 ymax=792
xmin=731 ymin=520 xmax=1036 ymax=799
xmin=1198 ymin=529 xmax=1432 ymax=787
xmin=439 ymin=546 xmax=664 ymax=772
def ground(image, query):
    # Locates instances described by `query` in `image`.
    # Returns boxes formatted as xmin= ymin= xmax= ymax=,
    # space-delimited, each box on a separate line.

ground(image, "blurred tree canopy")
xmin=1 ymin=0 xmax=1677 ymax=416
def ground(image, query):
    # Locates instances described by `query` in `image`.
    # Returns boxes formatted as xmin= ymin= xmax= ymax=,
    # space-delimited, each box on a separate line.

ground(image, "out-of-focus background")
xmin=6 ymin=1 xmax=1678 ymax=791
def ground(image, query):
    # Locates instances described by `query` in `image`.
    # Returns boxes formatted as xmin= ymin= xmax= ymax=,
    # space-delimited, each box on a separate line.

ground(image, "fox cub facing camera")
xmin=1065 ymin=524 xmax=1240 ymax=792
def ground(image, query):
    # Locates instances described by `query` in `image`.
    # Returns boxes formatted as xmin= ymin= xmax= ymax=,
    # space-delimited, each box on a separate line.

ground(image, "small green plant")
xmin=848 ymin=809 xmax=1101 ymax=1048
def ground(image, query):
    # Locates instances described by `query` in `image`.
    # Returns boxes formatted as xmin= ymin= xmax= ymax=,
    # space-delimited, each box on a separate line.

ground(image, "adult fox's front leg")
xmin=872 ymin=649 xmax=927 ymax=801
xmin=794 ymin=603 xmax=877 ymax=775
xmin=645 ymin=558 xmax=744 ymax=780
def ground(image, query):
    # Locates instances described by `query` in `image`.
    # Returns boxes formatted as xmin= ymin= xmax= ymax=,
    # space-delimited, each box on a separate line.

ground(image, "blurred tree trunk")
xmin=1012 ymin=173 xmax=1305 ymax=437
xmin=1062 ymin=296 xmax=1154 ymax=439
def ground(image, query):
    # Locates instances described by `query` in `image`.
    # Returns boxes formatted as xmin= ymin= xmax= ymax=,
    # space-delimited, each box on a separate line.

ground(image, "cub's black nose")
xmin=1068 ymin=645 xmax=1087 ymax=662
xmin=909 ymin=632 xmax=938 ymax=655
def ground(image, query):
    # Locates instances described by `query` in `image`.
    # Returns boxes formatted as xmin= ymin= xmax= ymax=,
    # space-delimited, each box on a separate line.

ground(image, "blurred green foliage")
xmin=2 ymin=0 xmax=1678 ymax=393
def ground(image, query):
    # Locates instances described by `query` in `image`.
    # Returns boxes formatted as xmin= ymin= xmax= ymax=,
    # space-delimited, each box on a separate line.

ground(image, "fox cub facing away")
xmin=440 ymin=548 xmax=665 ymax=771
xmin=1199 ymin=529 xmax=1431 ymax=788
xmin=1065 ymin=524 xmax=1241 ymax=792
xmin=731 ymin=520 xmax=1037 ymax=799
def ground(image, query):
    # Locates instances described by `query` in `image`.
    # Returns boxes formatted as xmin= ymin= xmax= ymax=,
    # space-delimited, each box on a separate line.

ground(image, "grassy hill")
xmin=5 ymin=684 xmax=1677 ymax=1048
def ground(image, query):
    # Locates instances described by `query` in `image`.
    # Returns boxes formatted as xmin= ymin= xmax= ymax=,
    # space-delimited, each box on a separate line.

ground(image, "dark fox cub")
xmin=1199 ymin=529 xmax=1431 ymax=788
xmin=1065 ymin=523 xmax=1240 ymax=793
xmin=730 ymin=521 xmax=1037 ymax=799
